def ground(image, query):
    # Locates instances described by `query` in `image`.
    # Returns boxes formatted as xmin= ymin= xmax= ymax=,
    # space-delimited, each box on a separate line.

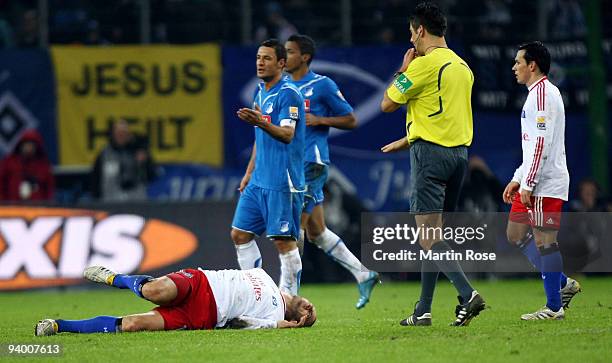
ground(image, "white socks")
xmin=235 ymin=240 xmax=262 ymax=269
xmin=312 ymin=228 xmax=370 ymax=283
xmin=236 ymin=230 xmax=366 ymax=294
xmin=278 ymin=248 xmax=302 ymax=295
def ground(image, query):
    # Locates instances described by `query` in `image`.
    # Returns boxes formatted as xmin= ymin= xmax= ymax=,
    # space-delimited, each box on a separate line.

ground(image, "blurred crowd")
xmin=0 ymin=122 xmax=157 ymax=203
xmin=0 ymin=0 xmax=608 ymax=48
xmin=0 ymin=123 xmax=610 ymax=215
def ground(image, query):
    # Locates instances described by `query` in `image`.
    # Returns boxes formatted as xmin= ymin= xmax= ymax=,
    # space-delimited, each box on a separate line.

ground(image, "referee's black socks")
xmin=430 ymin=240 xmax=474 ymax=301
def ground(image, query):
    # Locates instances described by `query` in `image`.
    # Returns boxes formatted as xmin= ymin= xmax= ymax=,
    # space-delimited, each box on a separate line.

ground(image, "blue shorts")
xmin=303 ymin=162 xmax=328 ymax=214
xmin=232 ymin=184 xmax=304 ymax=240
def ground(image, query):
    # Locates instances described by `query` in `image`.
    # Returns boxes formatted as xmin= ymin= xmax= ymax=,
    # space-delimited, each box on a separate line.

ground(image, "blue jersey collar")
xmin=260 ymin=78 xmax=285 ymax=93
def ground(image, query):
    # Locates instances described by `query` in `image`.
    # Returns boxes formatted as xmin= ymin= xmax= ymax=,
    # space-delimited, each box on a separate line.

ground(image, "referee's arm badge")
xmin=393 ymin=74 xmax=413 ymax=94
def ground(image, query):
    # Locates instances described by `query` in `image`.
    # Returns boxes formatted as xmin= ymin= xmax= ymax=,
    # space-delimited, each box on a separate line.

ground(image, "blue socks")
xmin=53 ymin=274 xmax=152 ymax=334
xmin=559 ymin=272 xmax=567 ymax=289
xmin=518 ymin=236 xmax=567 ymax=289
xmin=518 ymin=234 xmax=542 ymax=270
xmin=540 ymin=244 xmax=564 ymax=312
xmin=57 ymin=316 xmax=121 ymax=334
xmin=111 ymin=274 xmax=153 ymax=298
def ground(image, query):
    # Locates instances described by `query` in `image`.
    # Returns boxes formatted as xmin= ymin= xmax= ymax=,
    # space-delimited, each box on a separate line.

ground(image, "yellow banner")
xmin=51 ymin=45 xmax=223 ymax=166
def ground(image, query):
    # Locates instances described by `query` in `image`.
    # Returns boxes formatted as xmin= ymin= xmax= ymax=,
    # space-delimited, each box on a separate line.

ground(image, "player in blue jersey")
xmin=232 ymin=39 xmax=306 ymax=296
xmin=285 ymin=34 xmax=380 ymax=309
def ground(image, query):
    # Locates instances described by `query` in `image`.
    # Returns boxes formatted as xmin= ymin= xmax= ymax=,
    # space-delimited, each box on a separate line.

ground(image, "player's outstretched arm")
xmin=236 ymin=106 xmax=295 ymax=144
xmin=381 ymin=137 xmax=410 ymax=153
xmin=226 ymin=315 xmax=307 ymax=329
xmin=257 ymin=122 xmax=295 ymax=144
xmin=226 ymin=316 xmax=287 ymax=329
xmin=306 ymin=113 xmax=357 ymax=129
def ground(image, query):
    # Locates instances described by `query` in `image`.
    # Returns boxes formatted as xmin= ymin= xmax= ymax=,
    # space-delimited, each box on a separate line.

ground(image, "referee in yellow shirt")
xmin=380 ymin=2 xmax=485 ymax=327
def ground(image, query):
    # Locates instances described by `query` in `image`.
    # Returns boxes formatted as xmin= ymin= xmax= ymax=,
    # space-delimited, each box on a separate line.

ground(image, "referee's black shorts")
xmin=409 ymin=139 xmax=468 ymax=213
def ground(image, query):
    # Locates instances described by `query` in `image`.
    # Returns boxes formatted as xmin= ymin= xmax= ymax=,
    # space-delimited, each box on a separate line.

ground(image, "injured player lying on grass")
xmin=35 ymin=266 xmax=316 ymax=336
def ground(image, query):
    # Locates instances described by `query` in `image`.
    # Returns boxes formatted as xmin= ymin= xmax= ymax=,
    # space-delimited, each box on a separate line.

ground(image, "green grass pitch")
xmin=1 ymin=277 xmax=611 ymax=362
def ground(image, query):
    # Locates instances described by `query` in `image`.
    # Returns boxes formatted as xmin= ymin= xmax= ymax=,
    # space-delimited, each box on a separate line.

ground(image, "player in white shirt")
xmin=503 ymin=41 xmax=581 ymax=321
xmin=35 ymin=266 xmax=316 ymax=336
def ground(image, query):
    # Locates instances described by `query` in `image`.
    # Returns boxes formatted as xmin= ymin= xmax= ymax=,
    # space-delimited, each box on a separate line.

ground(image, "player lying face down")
xmin=35 ymin=266 xmax=316 ymax=336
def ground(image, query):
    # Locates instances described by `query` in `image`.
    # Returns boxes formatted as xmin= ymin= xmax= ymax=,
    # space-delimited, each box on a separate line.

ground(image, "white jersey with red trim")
xmin=512 ymin=77 xmax=569 ymax=200
xmin=201 ymin=268 xmax=285 ymax=329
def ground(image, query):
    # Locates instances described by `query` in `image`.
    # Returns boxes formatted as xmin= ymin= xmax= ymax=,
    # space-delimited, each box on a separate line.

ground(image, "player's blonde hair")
xmin=286 ymin=295 xmax=317 ymax=327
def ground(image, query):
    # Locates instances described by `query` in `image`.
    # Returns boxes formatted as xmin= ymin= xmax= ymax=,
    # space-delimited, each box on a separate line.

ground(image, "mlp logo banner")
xmin=51 ymin=45 xmax=223 ymax=166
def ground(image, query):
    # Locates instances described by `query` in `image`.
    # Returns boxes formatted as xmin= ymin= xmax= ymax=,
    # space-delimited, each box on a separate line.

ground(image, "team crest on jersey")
xmin=536 ymin=116 xmax=546 ymax=130
xmin=265 ymin=102 xmax=274 ymax=114
xmin=279 ymin=221 xmax=290 ymax=233
xmin=393 ymin=74 xmax=412 ymax=94
xmin=289 ymin=106 xmax=299 ymax=120
xmin=304 ymin=99 xmax=311 ymax=112
xmin=304 ymin=87 xmax=314 ymax=97
xmin=272 ymin=296 xmax=278 ymax=307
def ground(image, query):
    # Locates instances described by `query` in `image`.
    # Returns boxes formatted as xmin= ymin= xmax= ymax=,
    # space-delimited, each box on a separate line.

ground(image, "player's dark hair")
xmin=409 ymin=2 xmax=447 ymax=37
xmin=260 ymin=38 xmax=287 ymax=63
xmin=287 ymin=34 xmax=316 ymax=65
xmin=518 ymin=41 xmax=551 ymax=75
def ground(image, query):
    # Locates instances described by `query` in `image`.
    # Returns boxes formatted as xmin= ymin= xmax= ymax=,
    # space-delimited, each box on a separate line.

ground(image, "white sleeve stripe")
xmin=298 ymin=76 xmax=328 ymax=90
xmin=526 ymin=136 xmax=544 ymax=186
xmin=280 ymin=119 xmax=296 ymax=128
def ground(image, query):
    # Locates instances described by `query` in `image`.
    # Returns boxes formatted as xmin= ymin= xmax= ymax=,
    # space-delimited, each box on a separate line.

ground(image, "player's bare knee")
xmin=142 ymin=277 xmax=175 ymax=304
xmin=141 ymin=279 xmax=164 ymax=302
xmin=506 ymin=230 xmax=523 ymax=245
xmin=306 ymin=216 xmax=325 ymax=240
xmin=231 ymin=229 xmax=252 ymax=245
xmin=121 ymin=316 xmax=144 ymax=332
xmin=274 ymin=239 xmax=297 ymax=254
xmin=305 ymin=225 xmax=324 ymax=242
xmin=506 ymin=228 xmax=527 ymax=245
